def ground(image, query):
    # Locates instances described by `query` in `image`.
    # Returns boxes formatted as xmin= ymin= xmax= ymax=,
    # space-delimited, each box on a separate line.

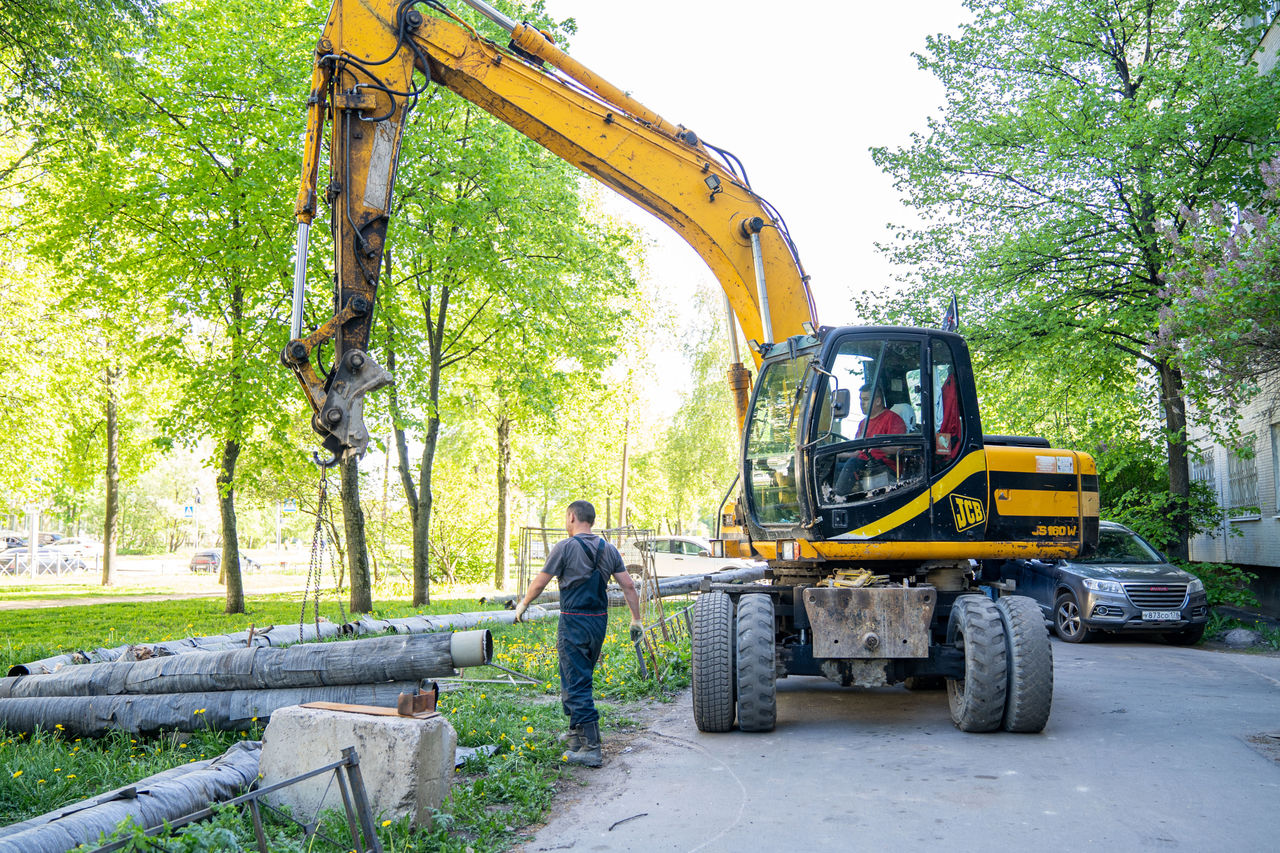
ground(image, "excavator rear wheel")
xmin=996 ymin=595 xmax=1053 ymax=733
xmin=735 ymin=594 xmax=777 ymax=732
xmin=946 ymin=595 xmax=1009 ymax=732
xmin=692 ymin=591 xmax=736 ymax=732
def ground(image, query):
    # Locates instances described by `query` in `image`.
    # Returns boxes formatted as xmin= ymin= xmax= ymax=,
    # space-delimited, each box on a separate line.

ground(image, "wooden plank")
xmin=300 ymin=701 xmax=440 ymax=720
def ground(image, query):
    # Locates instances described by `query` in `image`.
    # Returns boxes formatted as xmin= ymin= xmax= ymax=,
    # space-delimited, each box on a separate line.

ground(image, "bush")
xmin=1109 ymin=481 xmax=1221 ymax=555
xmin=1178 ymin=560 xmax=1259 ymax=608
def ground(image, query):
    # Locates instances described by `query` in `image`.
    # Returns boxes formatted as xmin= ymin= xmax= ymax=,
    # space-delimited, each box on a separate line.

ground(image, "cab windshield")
xmin=744 ymin=355 xmax=809 ymax=525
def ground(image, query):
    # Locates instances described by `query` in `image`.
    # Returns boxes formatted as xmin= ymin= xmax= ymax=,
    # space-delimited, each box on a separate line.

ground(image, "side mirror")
xmin=698 ymin=550 xmax=710 ymax=557
xmin=832 ymin=388 xmax=851 ymax=419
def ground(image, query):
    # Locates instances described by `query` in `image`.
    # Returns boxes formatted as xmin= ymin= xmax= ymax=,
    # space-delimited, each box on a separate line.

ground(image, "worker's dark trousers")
xmin=558 ymin=611 xmax=608 ymax=728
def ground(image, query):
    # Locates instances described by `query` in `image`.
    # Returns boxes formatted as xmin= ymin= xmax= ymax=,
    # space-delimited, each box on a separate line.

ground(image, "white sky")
xmin=540 ymin=0 xmax=970 ymax=325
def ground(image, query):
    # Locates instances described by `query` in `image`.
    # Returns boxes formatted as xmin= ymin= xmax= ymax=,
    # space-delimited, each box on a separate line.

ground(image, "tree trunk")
xmin=218 ymin=438 xmax=245 ymax=614
xmin=494 ymin=411 xmax=512 ymax=590
xmin=342 ymin=454 xmax=373 ymax=613
xmin=101 ymin=366 xmax=119 ymax=587
xmin=1158 ymin=360 xmax=1191 ymax=559
xmin=414 ymin=411 xmax=438 ymax=606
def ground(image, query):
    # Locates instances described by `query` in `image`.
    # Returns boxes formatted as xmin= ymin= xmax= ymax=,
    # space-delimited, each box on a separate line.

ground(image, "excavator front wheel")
xmin=735 ymin=593 xmax=777 ymax=732
xmin=946 ymin=594 xmax=1009 ymax=732
xmin=996 ymin=595 xmax=1053 ymax=733
xmin=692 ymin=591 xmax=736 ymax=732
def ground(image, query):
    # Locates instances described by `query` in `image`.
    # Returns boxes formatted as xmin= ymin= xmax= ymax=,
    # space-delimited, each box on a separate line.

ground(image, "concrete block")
xmin=258 ymin=704 xmax=457 ymax=829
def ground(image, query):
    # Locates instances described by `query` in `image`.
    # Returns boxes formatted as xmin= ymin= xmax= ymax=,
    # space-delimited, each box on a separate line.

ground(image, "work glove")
xmin=629 ymin=619 xmax=643 ymax=643
xmin=513 ymin=600 xmax=529 ymax=623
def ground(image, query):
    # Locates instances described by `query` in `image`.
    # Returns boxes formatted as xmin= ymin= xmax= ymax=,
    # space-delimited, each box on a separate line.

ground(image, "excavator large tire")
xmin=996 ymin=595 xmax=1053 ymax=733
xmin=692 ymin=591 xmax=735 ymax=732
xmin=735 ymin=594 xmax=777 ymax=732
xmin=946 ymin=595 xmax=1009 ymax=733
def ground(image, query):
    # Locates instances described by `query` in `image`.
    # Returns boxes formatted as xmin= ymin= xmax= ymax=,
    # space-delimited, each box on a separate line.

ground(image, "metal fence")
xmin=517 ymin=526 xmax=658 ymax=617
xmin=0 ymin=551 xmax=94 ymax=576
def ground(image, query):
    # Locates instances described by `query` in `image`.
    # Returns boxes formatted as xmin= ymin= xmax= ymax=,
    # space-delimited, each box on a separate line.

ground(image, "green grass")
xmin=0 ymin=595 xmax=691 ymax=851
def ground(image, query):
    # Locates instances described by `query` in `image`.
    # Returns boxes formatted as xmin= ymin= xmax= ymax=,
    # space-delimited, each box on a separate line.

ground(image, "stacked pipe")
xmin=8 ymin=606 xmax=558 ymax=677
xmin=0 ymin=620 xmax=535 ymax=737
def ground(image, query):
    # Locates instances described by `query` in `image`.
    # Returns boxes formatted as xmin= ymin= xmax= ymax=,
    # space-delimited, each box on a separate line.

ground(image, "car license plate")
xmin=1143 ymin=610 xmax=1181 ymax=622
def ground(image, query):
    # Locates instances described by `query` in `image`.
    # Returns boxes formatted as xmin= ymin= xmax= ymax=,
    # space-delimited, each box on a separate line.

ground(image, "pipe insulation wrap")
xmin=0 ymin=630 xmax=493 ymax=700
xmin=0 ymin=740 xmax=261 ymax=853
xmin=0 ymin=681 xmax=428 ymax=737
xmin=449 ymin=629 xmax=492 ymax=668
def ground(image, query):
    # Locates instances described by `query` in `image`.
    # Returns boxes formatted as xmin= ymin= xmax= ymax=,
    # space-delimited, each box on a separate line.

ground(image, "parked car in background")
xmin=0 ymin=546 xmax=88 ymax=575
xmin=994 ymin=521 xmax=1209 ymax=645
xmin=189 ymin=549 xmax=261 ymax=573
xmin=636 ymin=535 xmax=765 ymax=578
xmin=0 ymin=530 xmax=24 ymax=549
xmin=50 ymin=537 xmax=101 ymax=561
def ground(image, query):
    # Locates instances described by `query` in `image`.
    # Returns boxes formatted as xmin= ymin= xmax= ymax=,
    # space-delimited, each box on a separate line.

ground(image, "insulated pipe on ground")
xmin=0 ymin=681 xmax=428 ymax=737
xmin=0 ymin=630 xmax=494 ymax=699
xmin=0 ymin=740 xmax=261 ymax=853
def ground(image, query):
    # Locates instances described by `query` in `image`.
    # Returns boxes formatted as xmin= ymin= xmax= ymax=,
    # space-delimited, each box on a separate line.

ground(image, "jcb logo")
xmin=950 ymin=495 xmax=986 ymax=532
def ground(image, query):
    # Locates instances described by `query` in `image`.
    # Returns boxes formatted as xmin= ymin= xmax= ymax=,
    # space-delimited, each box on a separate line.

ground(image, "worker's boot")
xmin=565 ymin=721 xmax=602 ymax=768
xmin=558 ymin=726 xmax=583 ymax=753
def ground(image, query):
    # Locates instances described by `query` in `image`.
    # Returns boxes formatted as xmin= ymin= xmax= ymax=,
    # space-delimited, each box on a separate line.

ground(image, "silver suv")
xmin=996 ymin=521 xmax=1210 ymax=645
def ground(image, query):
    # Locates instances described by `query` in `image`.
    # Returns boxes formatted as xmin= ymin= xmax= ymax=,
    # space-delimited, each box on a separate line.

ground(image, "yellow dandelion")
xmin=67 ymin=774 xmax=76 ymax=779
xmin=54 ymin=724 xmax=64 ymax=731
xmin=54 ymin=768 xmax=61 ymax=772
xmin=11 ymin=770 xmax=22 ymax=778
xmin=37 ymin=779 xmax=45 ymax=784
xmin=526 ymin=726 xmax=534 ymax=734
xmin=382 ymin=820 xmax=392 ymax=827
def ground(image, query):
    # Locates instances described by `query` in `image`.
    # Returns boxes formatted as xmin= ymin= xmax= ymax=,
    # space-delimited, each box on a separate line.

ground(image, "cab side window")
xmin=932 ymin=340 xmax=964 ymax=469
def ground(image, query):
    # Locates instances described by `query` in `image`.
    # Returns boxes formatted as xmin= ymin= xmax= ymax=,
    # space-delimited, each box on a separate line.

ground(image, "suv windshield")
xmin=1083 ymin=529 xmax=1164 ymax=565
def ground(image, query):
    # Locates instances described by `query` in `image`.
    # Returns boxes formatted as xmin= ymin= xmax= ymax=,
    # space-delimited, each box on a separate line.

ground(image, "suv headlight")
xmin=1083 ymin=577 xmax=1124 ymax=595
xmin=1188 ymin=578 xmax=1204 ymax=594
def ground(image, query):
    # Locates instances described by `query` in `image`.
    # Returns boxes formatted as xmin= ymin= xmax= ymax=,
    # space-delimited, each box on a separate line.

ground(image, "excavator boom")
xmin=283 ymin=0 xmax=815 ymax=461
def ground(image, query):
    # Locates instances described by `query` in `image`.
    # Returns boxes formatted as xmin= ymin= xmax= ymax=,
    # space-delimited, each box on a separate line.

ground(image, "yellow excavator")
xmin=283 ymin=0 xmax=1099 ymax=734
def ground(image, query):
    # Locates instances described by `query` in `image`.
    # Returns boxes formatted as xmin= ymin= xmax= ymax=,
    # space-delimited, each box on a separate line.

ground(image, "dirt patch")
xmin=513 ymin=691 xmax=688 ymax=850
xmin=1244 ymin=732 xmax=1280 ymax=765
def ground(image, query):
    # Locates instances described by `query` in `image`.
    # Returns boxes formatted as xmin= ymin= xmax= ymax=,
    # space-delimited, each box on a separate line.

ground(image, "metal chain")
xmin=301 ymin=470 xmax=329 ymax=643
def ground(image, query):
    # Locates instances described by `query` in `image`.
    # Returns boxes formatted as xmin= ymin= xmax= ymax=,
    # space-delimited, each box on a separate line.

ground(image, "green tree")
xmin=873 ymin=0 xmax=1280 ymax=556
xmin=1160 ymin=158 xmax=1280 ymax=417
xmin=32 ymin=0 xmax=317 ymax=610
xmin=376 ymin=74 xmax=635 ymax=603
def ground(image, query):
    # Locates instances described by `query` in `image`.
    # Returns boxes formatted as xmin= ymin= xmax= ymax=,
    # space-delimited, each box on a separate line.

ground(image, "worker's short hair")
xmin=567 ymin=500 xmax=596 ymax=526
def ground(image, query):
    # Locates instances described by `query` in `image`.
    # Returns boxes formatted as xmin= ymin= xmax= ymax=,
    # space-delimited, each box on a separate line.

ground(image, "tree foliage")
xmin=872 ymin=0 xmax=1280 ymax=554
xmin=1160 ymin=157 xmax=1280 ymax=418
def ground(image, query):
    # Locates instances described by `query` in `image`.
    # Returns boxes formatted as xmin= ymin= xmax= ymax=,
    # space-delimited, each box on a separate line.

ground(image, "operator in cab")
xmin=512 ymin=500 xmax=643 ymax=767
xmin=834 ymin=381 xmax=907 ymax=492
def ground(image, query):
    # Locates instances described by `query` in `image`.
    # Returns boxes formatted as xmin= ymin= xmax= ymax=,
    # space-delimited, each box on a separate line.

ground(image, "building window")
xmin=1227 ymin=435 xmax=1259 ymax=518
xmin=1191 ymin=451 xmax=1216 ymax=493
xmin=1271 ymin=424 xmax=1280 ymax=516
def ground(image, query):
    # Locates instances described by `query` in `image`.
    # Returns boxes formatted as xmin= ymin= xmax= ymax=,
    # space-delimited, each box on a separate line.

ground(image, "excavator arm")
xmin=283 ymin=0 xmax=818 ymax=461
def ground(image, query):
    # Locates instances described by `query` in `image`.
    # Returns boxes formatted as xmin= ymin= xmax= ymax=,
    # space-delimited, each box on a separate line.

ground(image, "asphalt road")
xmin=525 ymin=639 xmax=1280 ymax=852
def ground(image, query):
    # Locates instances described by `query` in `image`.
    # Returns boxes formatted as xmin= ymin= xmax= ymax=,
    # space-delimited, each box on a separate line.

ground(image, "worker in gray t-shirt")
xmin=513 ymin=500 xmax=642 ymax=767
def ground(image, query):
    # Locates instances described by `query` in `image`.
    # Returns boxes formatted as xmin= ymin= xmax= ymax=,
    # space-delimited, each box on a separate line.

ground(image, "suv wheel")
xmin=1054 ymin=590 xmax=1094 ymax=644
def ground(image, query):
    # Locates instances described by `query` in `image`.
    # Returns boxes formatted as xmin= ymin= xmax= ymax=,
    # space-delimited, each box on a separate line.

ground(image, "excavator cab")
xmin=743 ymin=327 xmax=986 ymax=547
